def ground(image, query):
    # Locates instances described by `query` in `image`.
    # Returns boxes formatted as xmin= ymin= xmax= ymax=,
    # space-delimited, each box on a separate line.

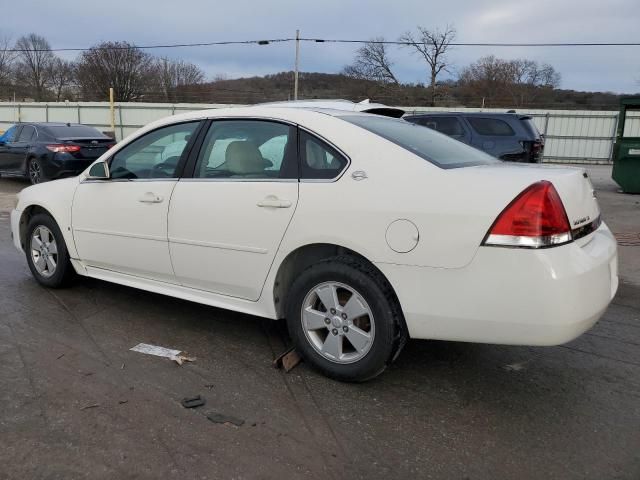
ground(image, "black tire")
xmin=286 ymin=255 xmax=404 ymax=382
xmin=28 ymin=157 xmax=47 ymax=185
xmin=25 ymin=213 xmax=75 ymax=288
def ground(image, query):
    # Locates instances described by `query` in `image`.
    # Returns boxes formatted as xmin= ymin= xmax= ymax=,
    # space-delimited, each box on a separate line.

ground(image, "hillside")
xmin=171 ymin=71 xmax=624 ymax=110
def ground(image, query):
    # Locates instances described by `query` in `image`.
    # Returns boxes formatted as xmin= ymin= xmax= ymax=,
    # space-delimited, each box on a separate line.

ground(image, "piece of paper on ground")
xmin=130 ymin=343 xmax=182 ymax=359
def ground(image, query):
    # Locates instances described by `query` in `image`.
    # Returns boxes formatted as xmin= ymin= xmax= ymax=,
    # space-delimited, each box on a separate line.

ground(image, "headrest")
xmin=225 ymin=141 xmax=264 ymax=175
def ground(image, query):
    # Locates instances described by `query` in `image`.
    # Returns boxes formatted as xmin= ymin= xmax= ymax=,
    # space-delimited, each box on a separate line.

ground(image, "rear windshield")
xmin=340 ymin=115 xmax=499 ymax=169
xmin=44 ymin=125 xmax=105 ymax=138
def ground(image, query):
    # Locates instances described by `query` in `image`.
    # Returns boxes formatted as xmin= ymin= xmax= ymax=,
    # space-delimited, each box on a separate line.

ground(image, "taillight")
xmin=46 ymin=144 xmax=81 ymax=153
xmin=483 ymin=180 xmax=572 ymax=248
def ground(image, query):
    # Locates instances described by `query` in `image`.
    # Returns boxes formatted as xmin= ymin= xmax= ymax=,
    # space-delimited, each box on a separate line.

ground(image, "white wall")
xmin=1 ymin=101 xmax=635 ymax=164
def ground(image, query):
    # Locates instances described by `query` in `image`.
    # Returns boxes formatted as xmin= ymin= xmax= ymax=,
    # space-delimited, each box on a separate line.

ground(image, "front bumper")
xmin=377 ymin=222 xmax=618 ymax=346
xmin=11 ymin=208 xmax=23 ymax=253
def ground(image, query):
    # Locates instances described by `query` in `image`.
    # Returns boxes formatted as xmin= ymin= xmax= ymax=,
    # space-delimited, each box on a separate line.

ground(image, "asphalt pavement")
xmin=0 ymin=165 xmax=638 ymax=480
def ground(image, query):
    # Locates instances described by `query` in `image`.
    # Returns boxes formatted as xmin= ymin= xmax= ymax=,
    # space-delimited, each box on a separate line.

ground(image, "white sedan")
xmin=10 ymin=106 xmax=618 ymax=381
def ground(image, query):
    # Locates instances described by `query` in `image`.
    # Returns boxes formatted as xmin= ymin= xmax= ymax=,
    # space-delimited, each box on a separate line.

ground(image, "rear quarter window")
xmin=467 ymin=118 xmax=515 ymax=136
xmin=520 ymin=117 xmax=542 ymax=138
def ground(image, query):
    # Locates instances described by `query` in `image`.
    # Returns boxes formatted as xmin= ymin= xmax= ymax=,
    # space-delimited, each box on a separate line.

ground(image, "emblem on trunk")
xmin=573 ymin=216 xmax=590 ymax=226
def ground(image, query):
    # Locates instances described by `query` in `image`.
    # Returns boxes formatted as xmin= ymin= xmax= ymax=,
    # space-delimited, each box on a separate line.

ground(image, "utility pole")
xmin=294 ymin=29 xmax=300 ymax=101
xmin=109 ymin=87 xmax=115 ymax=134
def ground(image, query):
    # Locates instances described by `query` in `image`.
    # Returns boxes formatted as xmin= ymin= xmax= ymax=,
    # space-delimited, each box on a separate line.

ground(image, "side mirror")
xmin=87 ymin=161 xmax=110 ymax=180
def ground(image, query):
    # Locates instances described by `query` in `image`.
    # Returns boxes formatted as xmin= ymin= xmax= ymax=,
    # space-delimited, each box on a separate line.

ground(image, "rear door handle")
xmin=257 ymin=196 xmax=292 ymax=208
xmin=138 ymin=192 xmax=164 ymax=203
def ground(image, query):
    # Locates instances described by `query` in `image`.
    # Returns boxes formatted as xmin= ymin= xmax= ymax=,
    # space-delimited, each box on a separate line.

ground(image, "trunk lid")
xmin=467 ymin=163 xmax=600 ymax=232
xmin=58 ymin=137 xmax=114 ymax=159
xmin=440 ymin=163 xmax=600 ymax=268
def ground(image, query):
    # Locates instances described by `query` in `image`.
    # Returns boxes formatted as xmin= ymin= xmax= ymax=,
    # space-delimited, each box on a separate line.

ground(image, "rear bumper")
xmin=377 ymin=222 xmax=618 ymax=346
xmin=44 ymin=156 xmax=94 ymax=179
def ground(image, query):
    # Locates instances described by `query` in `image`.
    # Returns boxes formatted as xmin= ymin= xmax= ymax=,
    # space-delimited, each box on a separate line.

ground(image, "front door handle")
xmin=257 ymin=196 xmax=292 ymax=208
xmin=138 ymin=192 xmax=164 ymax=203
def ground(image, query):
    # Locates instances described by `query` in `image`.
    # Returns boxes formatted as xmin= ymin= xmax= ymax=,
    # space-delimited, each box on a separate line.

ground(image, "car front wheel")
xmin=286 ymin=256 xmax=403 ymax=382
xmin=25 ymin=213 xmax=75 ymax=288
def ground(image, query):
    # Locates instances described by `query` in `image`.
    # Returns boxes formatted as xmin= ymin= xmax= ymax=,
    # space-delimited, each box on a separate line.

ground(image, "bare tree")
xmin=458 ymin=55 xmax=511 ymax=104
xmin=76 ymin=41 xmax=157 ymax=101
xmin=14 ymin=34 xmax=55 ymax=101
xmin=400 ymin=25 xmax=456 ymax=106
xmin=48 ymin=58 xmax=76 ymax=101
xmin=157 ymin=57 xmax=205 ymax=102
xmin=0 ymin=35 xmax=16 ymax=97
xmin=459 ymin=55 xmax=561 ymax=107
xmin=343 ymin=38 xmax=399 ymax=85
xmin=504 ymin=59 xmax=560 ymax=105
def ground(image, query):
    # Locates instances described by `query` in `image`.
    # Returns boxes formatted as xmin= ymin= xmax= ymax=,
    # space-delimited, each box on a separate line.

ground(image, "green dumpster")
xmin=612 ymin=97 xmax=640 ymax=194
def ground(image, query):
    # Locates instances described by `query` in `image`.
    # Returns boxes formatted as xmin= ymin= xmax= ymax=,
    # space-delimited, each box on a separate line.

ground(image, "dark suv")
xmin=404 ymin=112 xmax=544 ymax=163
xmin=0 ymin=122 xmax=113 ymax=184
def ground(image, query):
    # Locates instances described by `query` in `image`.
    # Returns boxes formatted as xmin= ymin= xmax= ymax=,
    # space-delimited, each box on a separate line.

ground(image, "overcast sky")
xmin=4 ymin=0 xmax=640 ymax=93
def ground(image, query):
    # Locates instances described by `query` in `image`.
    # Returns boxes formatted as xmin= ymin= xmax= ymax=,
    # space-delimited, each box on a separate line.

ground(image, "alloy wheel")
xmin=301 ymin=281 xmax=375 ymax=364
xmin=30 ymin=226 xmax=58 ymax=278
xmin=29 ymin=160 xmax=42 ymax=184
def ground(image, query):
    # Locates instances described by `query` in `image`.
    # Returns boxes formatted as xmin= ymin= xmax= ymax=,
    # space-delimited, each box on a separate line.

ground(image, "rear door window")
xmin=416 ymin=116 xmax=467 ymax=138
xmin=17 ymin=125 xmax=36 ymax=142
xmin=194 ymin=120 xmax=297 ymax=179
xmin=467 ymin=118 xmax=515 ymax=136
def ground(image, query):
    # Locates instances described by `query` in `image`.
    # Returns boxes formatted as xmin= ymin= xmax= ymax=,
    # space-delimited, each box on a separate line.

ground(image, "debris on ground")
xmin=181 ymin=395 xmax=206 ymax=409
xmin=118 ymin=400 xmax=128 ymax=405
xmin=129 ymin=343 xmax=196 ymax=366
xmin=204 ymin=384 xmax=214 ymax=390
xmin=80 ymin=404 xmax=100 ymax=410
xmin=172 ymin=353 xmax=196 ymax=366
xmin=503 ymin=362 xmax=526 ymax=372
xmin=207 ymin=412 xmax=245 ymax=427
xmin=273 ymin=347 xmax=302 ymax=373
xmin=56 ymin=353 xmax=65 ymax=360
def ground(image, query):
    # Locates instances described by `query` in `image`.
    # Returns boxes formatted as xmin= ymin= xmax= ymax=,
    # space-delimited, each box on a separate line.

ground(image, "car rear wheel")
xmin=25 ymin=213 xmax=75 ymax=288
xmin=28 ymin=158 xmax=47 ymax=185
xmin=286 ymin=256 xmax=403 ymax=382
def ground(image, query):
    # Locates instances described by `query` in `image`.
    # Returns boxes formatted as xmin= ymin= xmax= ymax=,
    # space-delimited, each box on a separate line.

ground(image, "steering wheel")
xmin=153 ymin=156 xmax=180 ymax=175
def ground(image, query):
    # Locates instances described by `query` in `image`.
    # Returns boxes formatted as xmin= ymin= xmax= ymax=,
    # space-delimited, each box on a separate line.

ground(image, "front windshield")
xmin=340 ymin=115 xmax=500 ymax=169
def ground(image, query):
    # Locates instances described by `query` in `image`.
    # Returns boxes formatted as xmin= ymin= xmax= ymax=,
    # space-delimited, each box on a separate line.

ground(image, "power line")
xmin=5 ymin=38 xmax=295 ymax=53
xmin=301 ymin=38 xmax=640 ymax=47
xmin=5 ymin=37 xmax=640 ymax=53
